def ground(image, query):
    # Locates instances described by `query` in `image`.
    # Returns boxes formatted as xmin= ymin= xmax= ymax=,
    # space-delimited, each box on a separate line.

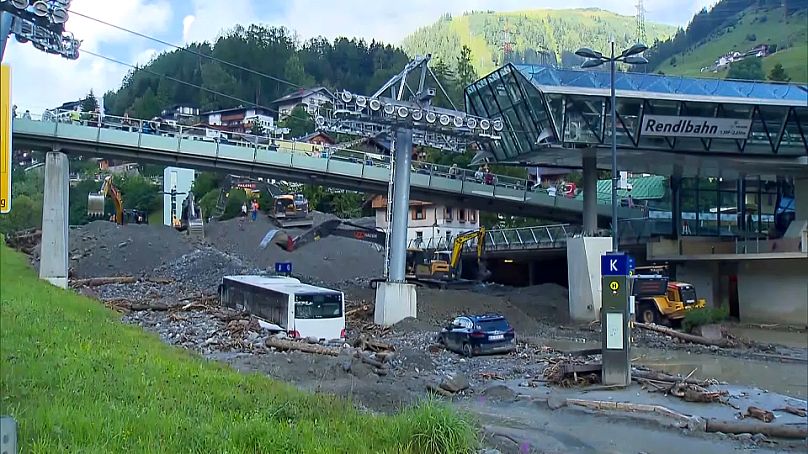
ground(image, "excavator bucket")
xmin=87 ymin=193 xmax=106 ymax=217
xmin=187 ymin=218 xmax=204 ymax=237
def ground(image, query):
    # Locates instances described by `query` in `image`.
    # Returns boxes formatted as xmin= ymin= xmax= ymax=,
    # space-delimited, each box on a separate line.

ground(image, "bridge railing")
xmin=16 ymin=110 xmax=647 ymax=221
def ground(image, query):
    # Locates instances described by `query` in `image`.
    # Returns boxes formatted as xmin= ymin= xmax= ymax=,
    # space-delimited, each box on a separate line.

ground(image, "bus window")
xmin=294 ymin=293 xmax=343 ymax=319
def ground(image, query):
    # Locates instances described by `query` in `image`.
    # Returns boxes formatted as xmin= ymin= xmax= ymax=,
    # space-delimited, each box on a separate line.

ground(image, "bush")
xmin=199 ymin=188 xmax=221 ymax=219
xmin=682 ymin=306 xmax=729 ymax=333
xmin=222 ymin=188 xmax=249 ymax=220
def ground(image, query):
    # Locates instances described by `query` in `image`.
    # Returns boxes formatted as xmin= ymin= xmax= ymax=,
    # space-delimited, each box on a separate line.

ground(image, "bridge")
xmin=11 ymin=113 xmax=642 ymax=224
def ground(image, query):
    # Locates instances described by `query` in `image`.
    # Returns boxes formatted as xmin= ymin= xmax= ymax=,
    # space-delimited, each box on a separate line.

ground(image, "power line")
xmin=81 ymin=49 xmax=286 ymax=116
xmin=68 ymin=9 xmax=301 ymax=90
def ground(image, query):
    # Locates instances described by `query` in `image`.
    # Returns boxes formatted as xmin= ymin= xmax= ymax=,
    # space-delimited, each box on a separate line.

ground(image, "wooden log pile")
xmin=543 ymin=357 xmax=602 ymax=387
xmin=5 ymin=228 xmax=41 ymax=254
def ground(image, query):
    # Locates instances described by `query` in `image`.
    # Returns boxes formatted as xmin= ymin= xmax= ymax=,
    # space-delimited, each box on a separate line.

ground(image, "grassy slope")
xmin=404 ymin=8 xmax=675 ymax=74
xmin=656 ymin=7 xmax=807 ymax=82
xmin=0 ymin=245 xmax=475 ymax=453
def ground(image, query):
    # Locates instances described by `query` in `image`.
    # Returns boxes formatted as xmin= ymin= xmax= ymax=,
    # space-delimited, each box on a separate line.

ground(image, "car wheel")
xmin=437 ymin=334 xmax=445 ymax=346
xmin=637 ymin=302 xmax=661 ymax=325
xmin=461 ymin=342 xmax=473 ymax=358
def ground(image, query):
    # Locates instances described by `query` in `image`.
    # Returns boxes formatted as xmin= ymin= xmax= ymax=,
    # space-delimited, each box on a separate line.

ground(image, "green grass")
xmin=0 ymin=245 xmax=477 ymax=453
xmin=682 ymin=306 xmax=730 ymax=334
xmin=657 ymin=7 xmax=807 ymax=83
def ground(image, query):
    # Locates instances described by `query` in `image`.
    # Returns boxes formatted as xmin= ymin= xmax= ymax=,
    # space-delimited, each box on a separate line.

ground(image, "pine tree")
xmin=455 ymin=45 xmax=478 ymax=88
xmin=80 ymin=90 xmax=99 ymax=112
xmin=767 ymin=63 xmax=790 ymax=82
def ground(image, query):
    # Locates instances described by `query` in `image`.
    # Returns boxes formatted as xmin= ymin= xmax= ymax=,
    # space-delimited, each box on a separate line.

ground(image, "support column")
xmin=670 ymin=176 xmax=682 ymax=240
xmin=375 ymin=128 xmax=417 ymax=325
xmin=582 ymin=151 xmax=598 ymax=235
xmin=39 ymin=151 xmax=69 ymax=288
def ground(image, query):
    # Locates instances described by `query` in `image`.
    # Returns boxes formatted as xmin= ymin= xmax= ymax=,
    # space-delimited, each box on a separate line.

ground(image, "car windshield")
xmin=679 ymin=286 xmax=697 ymax=303
xmin=476 ymin=318 xmax=510 ymax=332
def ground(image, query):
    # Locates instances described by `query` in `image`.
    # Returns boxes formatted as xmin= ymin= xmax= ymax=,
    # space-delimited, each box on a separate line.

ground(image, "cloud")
xmin=7 ymin=0 xmax=172 ymax=111
xmin=181 ymin=0 xmax=256 ymax=44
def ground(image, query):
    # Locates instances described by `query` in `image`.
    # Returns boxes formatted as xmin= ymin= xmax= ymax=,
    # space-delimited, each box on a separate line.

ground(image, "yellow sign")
xmin=609 ymin=280 xmax=620 ymax=291
xmin=0 ymin=64 xmax=10 ymax=214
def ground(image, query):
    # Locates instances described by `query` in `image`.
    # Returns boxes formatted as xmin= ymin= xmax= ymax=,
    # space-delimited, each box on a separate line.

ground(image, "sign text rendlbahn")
xmin=641 ymin=114 xmax=752 ymax=139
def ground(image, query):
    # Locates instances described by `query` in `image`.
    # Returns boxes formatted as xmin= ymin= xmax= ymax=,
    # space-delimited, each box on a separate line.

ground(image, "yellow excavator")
xmin=266 ymin=221 xmax=487 ymax=287
xmin=410 ymin=228 xmax=487 ymax=281
xmin=87 ymin=176 xmax=124 ymax=224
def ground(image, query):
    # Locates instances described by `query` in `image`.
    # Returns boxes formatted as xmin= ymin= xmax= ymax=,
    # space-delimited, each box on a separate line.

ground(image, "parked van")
xmin=219 ymin=275 xmax=345 ymax=340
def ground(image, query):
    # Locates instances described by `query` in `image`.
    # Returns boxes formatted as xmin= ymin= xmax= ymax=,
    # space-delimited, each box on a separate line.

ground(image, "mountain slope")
xmin=402 ymin=9 xmax=676 ymax=75
xmin=653 ymin=4 xmax=807 ymax=82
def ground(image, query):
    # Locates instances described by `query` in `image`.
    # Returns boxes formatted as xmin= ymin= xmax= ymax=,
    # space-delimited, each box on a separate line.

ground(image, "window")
xmin=469 ymin=210 xmax=477 ymax=222
xmin=294 ymin=293 xmax=343 ymax=319
xmin=412 ymin=207 xmax=425 ymax=220
xmin=445 ymin=207 xmax=453 ymax=221
xmin=459 ymin=209 xmax=466 ymax=222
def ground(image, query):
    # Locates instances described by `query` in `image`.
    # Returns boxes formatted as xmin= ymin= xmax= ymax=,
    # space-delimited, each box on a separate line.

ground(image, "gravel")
xmin=205 ymin=213 xmax=385 ymax=286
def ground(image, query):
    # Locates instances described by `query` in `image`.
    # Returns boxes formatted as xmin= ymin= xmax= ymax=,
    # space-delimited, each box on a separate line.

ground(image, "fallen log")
xmin=356 ymin=335 xmax=394 ymax=353
xmin=127 ymin=302 xmax=170 ymax=311
xmin=71 ymin=276 xmax=137 ymax=287
xmin=775 ymin=406 xmax=807 ymax=417
xmin=632 ymin=369 xmax=714 ymax=386
xmin=705 ymin=419 xmax=807 ymax=439
xmin=744 ymin=406 xmax=775 ymax=423
xmin=635 ymin=322 xmax=735 ymax=348
xmin=565 ymin=398 xmax=694 ymax=426
xmin=146 ymin=276 xmax=174 ymax=284
xmin=345 ymin=305 xmax=371 ymax=317
xmin=354 ymin=351 xmax=387 ymax=369
xmin=265 ymin=337 xmax=341 ymax=356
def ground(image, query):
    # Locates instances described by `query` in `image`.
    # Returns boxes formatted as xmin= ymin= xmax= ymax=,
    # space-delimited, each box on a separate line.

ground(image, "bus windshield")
xmin=294 ymin=293 xmax=343 ymax=319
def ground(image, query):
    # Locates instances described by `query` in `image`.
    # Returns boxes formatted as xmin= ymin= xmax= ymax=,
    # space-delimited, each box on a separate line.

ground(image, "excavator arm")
xmin=449 ymin=227 xmax=486 ymax=269
xmin=88 ymin=176 xmax=124 ymax=225
xmin=267 ymin=219 xmax=387 ymax=252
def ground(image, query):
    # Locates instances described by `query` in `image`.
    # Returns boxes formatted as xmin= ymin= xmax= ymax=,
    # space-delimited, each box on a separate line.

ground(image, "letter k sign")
xmin=601 ymin=254 xmax=627 ymax=276
xmin=610 ymin=259 xmax=618 ymax=272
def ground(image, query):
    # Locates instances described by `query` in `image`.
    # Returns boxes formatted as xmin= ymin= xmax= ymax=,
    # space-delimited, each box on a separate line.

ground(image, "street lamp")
xmin=575 ymin=40 xmax=648 ymax=252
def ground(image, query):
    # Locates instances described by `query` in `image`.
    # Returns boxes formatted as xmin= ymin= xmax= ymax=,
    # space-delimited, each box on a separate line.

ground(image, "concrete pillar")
xmin=582 ymin=152 xmax=598 ymax=235
xmin=375 ymin=128 xmax=416 ymax=326
xmin=567 ymin=236 xmax=612 ymax=322
xmin=39 ymin=151 xmax=69 ymax=288
xmin=528 ymin=261 xmax=537 ymax=286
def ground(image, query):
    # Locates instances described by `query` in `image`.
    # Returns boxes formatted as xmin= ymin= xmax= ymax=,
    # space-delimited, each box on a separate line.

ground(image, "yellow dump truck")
xmin=632 ymin=269 xmax=707 ymax=325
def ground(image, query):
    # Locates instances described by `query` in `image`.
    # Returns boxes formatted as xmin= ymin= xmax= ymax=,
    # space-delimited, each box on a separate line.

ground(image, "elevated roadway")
xmin=11 ymin=115 xmax=642 ymax=224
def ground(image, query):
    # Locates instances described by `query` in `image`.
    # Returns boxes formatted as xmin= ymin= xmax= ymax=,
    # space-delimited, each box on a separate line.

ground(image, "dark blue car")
xmin=437 ymin=314 xmax=516 ymax=357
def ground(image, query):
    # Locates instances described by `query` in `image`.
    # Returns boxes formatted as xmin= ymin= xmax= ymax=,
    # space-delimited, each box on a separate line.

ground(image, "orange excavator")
xmin=87 ymin=176 xmax=124 ymax=224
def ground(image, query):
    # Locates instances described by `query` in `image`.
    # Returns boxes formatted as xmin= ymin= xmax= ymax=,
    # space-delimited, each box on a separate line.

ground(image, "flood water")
xmin=543 ymin=337 xmax=808 ymax=399
xmin=728 ymin=326 xmax=808 ymax=349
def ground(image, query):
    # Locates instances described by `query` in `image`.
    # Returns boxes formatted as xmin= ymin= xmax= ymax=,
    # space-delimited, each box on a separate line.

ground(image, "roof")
xmin=200 ymin=106 xmax=273 ymax=116
xmin=514 ymin=64 xmax=808 ymax=107
xmin=575 ymin=175 xmax=666 ymax=203
xmin=271 ymin=87 xmax=334 ymax=105
xmin=299 ymin=131 xmax=335 ymax=144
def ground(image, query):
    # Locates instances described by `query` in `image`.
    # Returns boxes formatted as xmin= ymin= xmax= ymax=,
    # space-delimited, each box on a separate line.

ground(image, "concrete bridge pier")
xmin=39 ymin=151 xmax=69 ymax=288
xmin=566 ymin=151 xmax=611 ymax=322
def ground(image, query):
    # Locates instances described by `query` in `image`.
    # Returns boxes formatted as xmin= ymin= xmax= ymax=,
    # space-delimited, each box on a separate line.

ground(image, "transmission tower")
xmin=635 ymin=0 xmax=647 ymax=44
xmin=500 ymin=19 xmax=514 ymax=65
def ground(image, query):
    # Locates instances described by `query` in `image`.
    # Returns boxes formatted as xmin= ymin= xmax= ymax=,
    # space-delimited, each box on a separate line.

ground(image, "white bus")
xmin=219 ymin=275 xmax=345 ymax=340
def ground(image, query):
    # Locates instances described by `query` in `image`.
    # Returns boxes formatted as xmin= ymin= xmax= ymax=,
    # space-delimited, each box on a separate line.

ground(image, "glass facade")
xmin=677 ymin=177 xmax=780 ymax=237
xmin=465 ymin=64 xmax=808 ymax=162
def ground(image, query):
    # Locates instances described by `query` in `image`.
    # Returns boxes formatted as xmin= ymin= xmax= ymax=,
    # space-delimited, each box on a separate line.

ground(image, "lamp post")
xmin=575 ymin=40 xmax=647 ymax=252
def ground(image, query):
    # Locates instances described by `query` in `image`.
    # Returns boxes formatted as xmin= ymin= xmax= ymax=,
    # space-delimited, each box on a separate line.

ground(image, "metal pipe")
xmin=610 ymin=39 xmax=619 ymax=252
xmin=388 ymin=128 xmax=413 ymax=282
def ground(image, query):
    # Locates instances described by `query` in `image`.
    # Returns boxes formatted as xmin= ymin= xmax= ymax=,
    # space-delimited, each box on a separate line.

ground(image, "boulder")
xmin=440 ymin=373 xmax=470 ymax=393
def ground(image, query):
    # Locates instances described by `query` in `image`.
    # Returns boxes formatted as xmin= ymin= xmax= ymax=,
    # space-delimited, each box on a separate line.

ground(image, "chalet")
xmin=271 ymin=87 xmax=334 ymax=120
xmin=201 ymin=106 xmax=275 ymax=134
xmin=371 ymin=196 xmax=480 ymax=249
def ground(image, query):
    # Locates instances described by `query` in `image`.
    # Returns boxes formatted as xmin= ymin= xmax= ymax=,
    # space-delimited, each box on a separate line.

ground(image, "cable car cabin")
xmin=219 ymin=275 xmax=345 ymax=340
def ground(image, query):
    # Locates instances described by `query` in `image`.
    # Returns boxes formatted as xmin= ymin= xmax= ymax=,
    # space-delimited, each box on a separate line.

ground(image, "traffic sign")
xmin=601 ymin=253 xmax=628 ymax=276
xmin=275 ymin=262 xmax=292 ymax=274
xmin=0 ymin=64 xmax=11 ymax=214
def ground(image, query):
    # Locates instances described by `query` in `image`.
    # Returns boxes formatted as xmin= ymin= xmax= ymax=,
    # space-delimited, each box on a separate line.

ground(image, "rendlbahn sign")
xmin=641 ymin=114 xmax=752 ymax=139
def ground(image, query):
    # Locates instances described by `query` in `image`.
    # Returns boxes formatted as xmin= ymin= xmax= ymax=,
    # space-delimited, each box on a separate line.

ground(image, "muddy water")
xmin=543 ymin=338 xmax=808 ymax=399
xmin=634 ymin=348 xmax=808 ymax=399
xmin=728 ymin=326 xmax=808 ymax=349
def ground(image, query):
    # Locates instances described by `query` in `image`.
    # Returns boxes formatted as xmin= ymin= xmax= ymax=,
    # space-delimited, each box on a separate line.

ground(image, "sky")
xmin=4 ymin=0 xmax=718 ymax=113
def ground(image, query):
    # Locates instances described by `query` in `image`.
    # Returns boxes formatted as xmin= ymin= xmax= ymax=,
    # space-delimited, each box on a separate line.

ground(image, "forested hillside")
xmin=647 ymin=0 xmax=808 ymax=82
xmin=103 ymin=25 xmax=413 ymax=118
xmin=402 ymin=9 xmax=675 ymax=75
